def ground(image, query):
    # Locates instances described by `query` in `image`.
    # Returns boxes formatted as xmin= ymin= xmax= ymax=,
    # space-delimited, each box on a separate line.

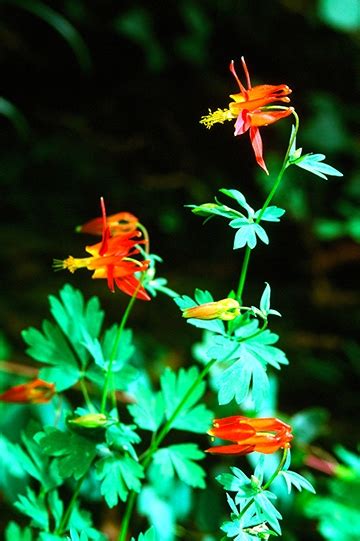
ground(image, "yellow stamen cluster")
xmin=200 ymin=108 xmax=233 ymax=129
xmin=53 ymin=256 xmax=91 ymax=273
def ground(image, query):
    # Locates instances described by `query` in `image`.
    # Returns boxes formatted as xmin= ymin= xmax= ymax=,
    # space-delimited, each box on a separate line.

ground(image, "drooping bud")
xmin=182 ymin=298 xmax=241 ymax=321
xmin=68 ymin=413 xmax=108 ymax=428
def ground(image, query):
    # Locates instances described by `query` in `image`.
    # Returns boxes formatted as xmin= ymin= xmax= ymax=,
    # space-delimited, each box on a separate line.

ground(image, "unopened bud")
xmin=182 ymin=298 xmax=240 ymax=321
xmin=68 ymin=413 xmax=108 ymax=428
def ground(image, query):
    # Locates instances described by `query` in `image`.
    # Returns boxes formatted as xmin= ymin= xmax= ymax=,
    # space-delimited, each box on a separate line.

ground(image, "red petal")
xmin=249 ymin=126 xmax=268 ymax=174
xmin=206 ymin=443 xmax=255 ymax=455
xmin=234 ymin=109 xmax=250 ymax=136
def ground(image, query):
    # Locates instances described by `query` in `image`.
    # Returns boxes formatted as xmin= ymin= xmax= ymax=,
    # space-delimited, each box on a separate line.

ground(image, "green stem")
xmin=236 ymin=246 xmax=251 ymax=303
xmin=263 ymin=446 xmax=289 ymax=490
xmin=238 ymin=447 xmax=289 ymax=522
xmin=118 ymin=357 xmax=219 ymax=541
xmin=56 ymin=474 xmax=86 ymax=535
xmin=100 ymin=282 xmax=141 ymax=415
xmin=235 ymin=111 xmax=299 ymax=303
xmin=79 ymin=378 xmax=94 ymax=412
xmin=142 ymin=358 xmax=217 ymax=463
xmin=118 ymin=490 xmax=137 ymax=541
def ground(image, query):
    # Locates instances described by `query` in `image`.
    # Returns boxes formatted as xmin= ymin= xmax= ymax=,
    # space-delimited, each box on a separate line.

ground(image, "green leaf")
xmin=13 ymin=421 xmax=61 ymax=491
xmin=22 ymin=320 xmax=80 ymax=391
xmin=280 ymin=470 xmax=316 ymax=494
xmin=49 ymin=284 xmax=104 ymax=367
xmin=103 ymin=326 xmax=134 ymax=369
xmin=153 ymin=443 xmax=206 ymax=488
xmin=218 ymin=355 xmax=269 ymax=408
xmin=260 ymin=283 xmax=271 ymax=313
xmin=189 ymin=202 xmax=240 ymax=220
xmin=232 ymin=224 xmax=269 ymax=250
xmin=258 ymin=282 xmax=281 ymax=318
xmin=219 ymin=188 xmax=254 ymax=215
xmin=96 ymin=454 xmax=144 ymax=507
xmin=216 ymin=467 xmax=251 ymax=493
xmin=5 ymin=522 xmax=33 ymax=541
xmin=14 ymin=487 xmax=49 ymax=530
xmin=255 ymin=206 xmax=285 ymax=222
xmin=294 ymin=153 xmax=343 ymax=179
xmin=48 ymin=489 xmax=64 ymax=530
xmin=160 ymin=367 xmax=213 ymax=433
xmin=233 ymin=224 xmax=257 ymax=249
xmin=35 ymin=427 xmax=97 ymax=480
xmin=131 ymin=527 xmax=158 ymax=541
xmin=0 ymin=434 xmax=28 ymax=502
xmin=128 ymin=385 xmax=164 ymax=431
xmin=39 ymin=365 xmax=81 ymax=391
xmin=106 ymin=422 xmax=141 ymax=460
xmin=253 ymin=491 xmax=282 ymax=534
xmin=67 ymin=505 xmax=107 ymax=540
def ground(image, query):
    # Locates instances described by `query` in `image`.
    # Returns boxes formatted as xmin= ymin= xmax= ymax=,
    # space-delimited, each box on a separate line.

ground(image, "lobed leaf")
xmin=153 ymin=443 xmax=206 ymax=488
xmin=96 ymin=454 xmax=144 ymax=507
xmin=34 ymin=427 xmax=97 ymax=480
xmin=160 ymin=367 xmax=213 ymax=433
xmin=128 ymin=386 xmax=164 ymax=431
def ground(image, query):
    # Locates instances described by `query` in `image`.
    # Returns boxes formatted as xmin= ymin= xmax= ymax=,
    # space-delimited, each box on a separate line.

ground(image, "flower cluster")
xmin=200 ymin=57 xmax=293 ymax=173
xmin=207 ymin=415 xmax=293 ymax=455
xmin=54 ymin=198 xmax=150 ymax=300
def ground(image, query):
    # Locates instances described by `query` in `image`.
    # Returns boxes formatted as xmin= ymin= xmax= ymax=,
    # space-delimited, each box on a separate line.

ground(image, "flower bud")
xmin=182 ymin=298 xmax=241 ymax=321
xmin=68 ymin=413 xmax=108 ymax=428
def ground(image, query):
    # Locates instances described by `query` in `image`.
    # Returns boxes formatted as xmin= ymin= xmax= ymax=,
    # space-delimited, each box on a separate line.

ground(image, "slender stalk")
xmin=236 ymin=246 xmax=251 ymax=303
xmin=235 ymin=111 xmax=299 ymax=303
xmin=79 ymin=378 xmax=94 ymax=412
xmin=263 ymin=446 xmax=289 ymax=490
xmin=118 ymin=357 xmax=221 ymax=541
xmin=56 ymin=474 xmax=86 ymax=535
xmin=100 ymin=281 xmax=141 ymax=415
xmin=141 ymin=358 xmax=217 ymax=463
xmin=238 ymin=447 xmax=289 ymax=522
xmin=118 ymin=490 xmax=137 ymax=541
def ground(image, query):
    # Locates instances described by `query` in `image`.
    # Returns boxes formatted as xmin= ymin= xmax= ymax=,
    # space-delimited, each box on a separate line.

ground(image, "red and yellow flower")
xmin=200 ymin=57 xmax=293 ymax=173
xmin=206 ymin=415 xmax=293 ymax=455
xmin=0 ymin=378 xmax=55 ymax=404
xmin=54 ymin=198 xmax=150 ymax=300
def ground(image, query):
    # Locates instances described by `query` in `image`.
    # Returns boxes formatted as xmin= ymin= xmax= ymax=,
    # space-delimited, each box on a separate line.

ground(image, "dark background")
xmin=0 ymin=0 xmax=359 ymax=496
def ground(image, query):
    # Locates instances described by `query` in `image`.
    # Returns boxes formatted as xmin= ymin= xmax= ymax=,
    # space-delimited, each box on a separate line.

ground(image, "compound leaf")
xmin=153 ymin=443 xmax=206 ymax=488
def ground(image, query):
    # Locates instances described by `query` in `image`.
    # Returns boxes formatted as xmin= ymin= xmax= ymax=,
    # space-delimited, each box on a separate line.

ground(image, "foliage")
xmin=0 ymin=25 xmax=353 ymax=541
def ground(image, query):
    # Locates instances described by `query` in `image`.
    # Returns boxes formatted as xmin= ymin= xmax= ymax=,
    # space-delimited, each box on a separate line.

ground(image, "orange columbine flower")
xmin=54 ymin=198 xmax=150 ymax=300
xmin=200 ymin=57 xmax=293 ymax=173
xmin=0 ymin=378 xmax=55 ymax=404
xmin=182 ymin=298 xmax=241 ymax=321
xmin=206 ymin=415 xmax=293 ymax=455
xmin=77 ymin=211 xmax=139 ymax=236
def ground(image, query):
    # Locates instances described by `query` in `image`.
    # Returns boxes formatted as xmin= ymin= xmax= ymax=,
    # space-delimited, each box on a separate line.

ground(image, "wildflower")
xmin=206 ymin=415 xmax=292 ymax=455
xmin=54 ymin=198 xmax=150 ymax=300
xmin=182 ymin=298 xmax=241 ymax=321
xmin=200 ymin=57 xmax=293 ymax=173
xmin=0 ymin=378 xmax=55 ymax=404
xmin=77 ymin=211 xmax=139 ymax=236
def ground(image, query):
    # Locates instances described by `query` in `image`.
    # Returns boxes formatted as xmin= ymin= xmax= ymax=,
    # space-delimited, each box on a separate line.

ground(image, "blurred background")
xmin=0 ymin=0 xmax=359 ymax=539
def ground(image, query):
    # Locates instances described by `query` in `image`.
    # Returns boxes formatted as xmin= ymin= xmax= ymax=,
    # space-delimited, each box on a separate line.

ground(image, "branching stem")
xmin=236 ymin=111 xmax=299 ymax=303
